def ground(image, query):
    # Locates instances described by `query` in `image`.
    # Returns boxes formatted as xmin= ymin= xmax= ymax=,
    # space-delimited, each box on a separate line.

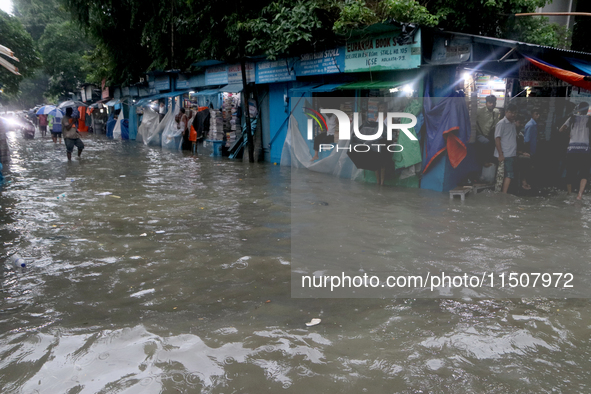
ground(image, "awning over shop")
xmin=311 ymin=83 xmax=347 ymax=92
xmin=337 ymin=80 xmax=414 ymax=90
xmin=524 ymin=56 xmax=591 ymax=91
xmin=105 ymin=98 xmax=122 ymax=106
xmin=218 ymin=83 xmax=243 ymax=93
xmin=193 ymin=89 xmax=221 ymax=96
xmin=288 ymin=84 xmax=319 ymax=95
xmin=135 ymin=90 xmax=191 ymax=107
xmin=288 ymin=83 xmax=349 ymax=95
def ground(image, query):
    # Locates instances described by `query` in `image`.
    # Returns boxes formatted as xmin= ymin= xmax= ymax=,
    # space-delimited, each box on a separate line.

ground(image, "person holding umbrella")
xmin=61 ymin=107 xmax=84 ymax=160
xmin=47 ymin=107 xmax=65 ymax=144
xmin=35 ymin=105 xmax=56 ymax=138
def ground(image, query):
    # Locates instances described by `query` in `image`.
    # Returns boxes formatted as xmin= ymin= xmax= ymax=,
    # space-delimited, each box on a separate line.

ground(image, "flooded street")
xmin=1 ymin=131 xmax=591 ymax=393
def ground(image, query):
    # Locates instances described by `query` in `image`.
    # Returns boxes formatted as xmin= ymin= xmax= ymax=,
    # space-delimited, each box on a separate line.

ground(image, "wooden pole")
xmin=515 ymin=12 xmax=591 ymax=17
xmin=241 ymin=57 xmax=254 ymax=163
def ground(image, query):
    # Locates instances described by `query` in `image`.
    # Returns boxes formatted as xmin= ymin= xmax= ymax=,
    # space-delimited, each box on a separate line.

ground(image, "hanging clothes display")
xmin=77 ymin=106 xmax=89 ymax=132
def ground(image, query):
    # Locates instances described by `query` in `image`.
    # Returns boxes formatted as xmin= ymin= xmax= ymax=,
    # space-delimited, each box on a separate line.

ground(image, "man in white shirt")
xmin=494 ymin=104 xmax=518 ymax=193
xmin=559 ymin=101 xmax=590 ymax=200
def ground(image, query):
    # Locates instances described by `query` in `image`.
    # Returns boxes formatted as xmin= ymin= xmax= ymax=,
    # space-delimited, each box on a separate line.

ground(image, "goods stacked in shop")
xmin=474 ymin=74 xmax=506 ymax=108
xmin=367 ymin=99 xmax=379 ymax=122
xmin=222 ymin=93 xmax=241 ymax=147
xmin=208 ymin=109 xmax=224 ymax=140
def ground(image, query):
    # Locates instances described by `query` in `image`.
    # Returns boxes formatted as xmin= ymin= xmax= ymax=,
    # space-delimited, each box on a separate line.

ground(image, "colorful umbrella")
xmin=48 ymin=108 xmax=65 ymax=117
xmin=36 ymin=105 xmax=57 ymax=115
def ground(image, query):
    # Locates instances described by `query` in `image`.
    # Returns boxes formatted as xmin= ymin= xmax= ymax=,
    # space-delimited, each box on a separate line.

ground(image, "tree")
xmin=38 ymin=21 xmax=91 ymax=98
xmin=0 ymin=10 xmax=40 ymax=100
xmin=12 ymin=0 xmax=63 ymax=41
xmin=333 ymin=0 xmax=438 ymax=34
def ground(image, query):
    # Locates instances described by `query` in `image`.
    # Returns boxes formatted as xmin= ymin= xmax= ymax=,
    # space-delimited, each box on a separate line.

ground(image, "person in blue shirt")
xmin=519 ymin=108 xmax=541 ymax=190
xmin=523 ymin=108 xmax=541 ymax=157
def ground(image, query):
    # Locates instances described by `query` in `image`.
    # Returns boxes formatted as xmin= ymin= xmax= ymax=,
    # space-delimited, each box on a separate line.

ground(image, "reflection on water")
xmin=1 ymin=134 xmax=590 ymax=392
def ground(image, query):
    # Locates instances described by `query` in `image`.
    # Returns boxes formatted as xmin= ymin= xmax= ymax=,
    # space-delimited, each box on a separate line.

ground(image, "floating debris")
xmin=305 ymin=318 xmax=321 ymax=327
xmin=95 ymin=192 xmax=112 ymax=196
xmin=139 ymin=233 xmax=147 ymax=237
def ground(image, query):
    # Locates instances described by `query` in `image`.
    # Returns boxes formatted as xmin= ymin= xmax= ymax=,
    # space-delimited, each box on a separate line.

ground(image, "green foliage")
xmin=426 ymin=0 xmax=551 ymax=37
xmin=82 ymin=44 xmax=115 ymax=86
xmin=38 ymin=21 xmax=90 ymax=97
xmin=0 ymin=10 xmax=40 ymax=96
xmin=508 ymin=17 xmax=571 ymax=49
xmin=13 ymin=0 xmax=64 ymax=41
xmin=333 ymin=0 xmax=379 ymax=34
xmin=63 ymin=0 xmax=197 ymax=84
xmin=243 ymin=0 xmax=324 ymax=59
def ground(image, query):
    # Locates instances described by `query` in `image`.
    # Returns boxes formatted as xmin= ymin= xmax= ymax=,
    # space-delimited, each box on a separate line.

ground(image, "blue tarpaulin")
xmin=423 ymin=85 xmax=471 ymax=173
xmin=121 ymin=119 xmax=129 ymax=140
xmin=106 ymin=112 xmax=115 ymax=139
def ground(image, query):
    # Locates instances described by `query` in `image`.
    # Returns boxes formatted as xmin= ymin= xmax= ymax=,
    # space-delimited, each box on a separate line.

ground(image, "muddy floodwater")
xmin=1 ymin=131 xmax=591 ymax=393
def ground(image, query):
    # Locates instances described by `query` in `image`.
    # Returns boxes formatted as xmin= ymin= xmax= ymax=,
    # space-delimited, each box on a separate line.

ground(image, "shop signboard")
xmin=345 ymin=28 xmax=421 ymax=72
xmin=519 ymin=60 xmax=569 ymax=87
xmin=294 ymin=47 xmax=345 ymax=76
xmin=228 ymin=63 xmax=255 ymax=84
xmin=255 ymin=59 xmax=297 ymax=84
xmin=128 ymin=86 xmax=139 ymax=97
xmin=177 ymin=73 xmax=206 ymax=89
xmin=190 ymin=74 xmax=206 ymax=88
xmin=175 ymin=74 xmax=190 ymax=89
xmin=205 ymin=65 xmax=228 ymax=85
xmin=430 ymin=36 xmax=471 ymax=64
xmin=154 ymin=75 xmax=170 ymax=91
xmin=85 ymin=86 xmax=93 ymax=102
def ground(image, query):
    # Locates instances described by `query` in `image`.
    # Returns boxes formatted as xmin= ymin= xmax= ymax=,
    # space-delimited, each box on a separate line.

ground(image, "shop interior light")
xmin=389 ymin=87 xmax=399 ymax=93
xmin=402 ymin=85 xmax=413 ymax=93
xmin=462 ymin=72 xmax=471 ymax=81
xmin=189 ymin=91 xmax=195 ymax=94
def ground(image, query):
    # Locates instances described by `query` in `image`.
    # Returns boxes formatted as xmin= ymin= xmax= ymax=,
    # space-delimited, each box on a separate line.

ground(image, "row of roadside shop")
xmin=79 ymin=22 xmax=591 ymax=192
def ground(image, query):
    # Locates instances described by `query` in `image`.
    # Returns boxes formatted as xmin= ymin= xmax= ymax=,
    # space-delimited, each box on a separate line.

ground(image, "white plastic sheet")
xmin=161 ymin=105 xmax=182 ymax=150
xmin=281 ymin=115 xmax=362 ymax=180
xmin=137 ymin=108 xmax=160 ymax=146
xmin=112 ymin=110 xmax=124 ymax=139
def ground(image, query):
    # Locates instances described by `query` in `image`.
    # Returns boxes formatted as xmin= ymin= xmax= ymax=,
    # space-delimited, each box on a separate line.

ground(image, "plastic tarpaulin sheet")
xmin=137 ymin=108 xmax=160 ymax=146
xmin=112 ymin=110 xmax=125 ymax=139
xmin=525 ymin=56 xmax=591 ymax=91
xmin=106 ymin=113 xmax=115 ymax=138
xmin=161 ymin=105 xmax=182 ymax=150
xmin=423 ymin=91 xmax=471 ymax=173
xmin=280 ymin=115 xmax=362 ymax=180
xmin=566 ymin=58 xmax=591 ymax=76
xmin=121 ymin=119 xmax=129 ymax=140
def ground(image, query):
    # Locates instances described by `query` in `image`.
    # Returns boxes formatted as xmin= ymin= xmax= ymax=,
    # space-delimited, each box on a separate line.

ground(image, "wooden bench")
xmin=449 ymin=186 xmax=472 ymax=201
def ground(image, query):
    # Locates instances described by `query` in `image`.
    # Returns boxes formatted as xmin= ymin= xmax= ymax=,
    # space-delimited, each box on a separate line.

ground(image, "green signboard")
xmin=345 ymin=28 xmax=421 ymax=73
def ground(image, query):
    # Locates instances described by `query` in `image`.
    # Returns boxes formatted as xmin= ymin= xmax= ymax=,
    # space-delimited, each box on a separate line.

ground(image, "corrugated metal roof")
xmin=437 ymin=30 xmax=591 ymax=59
